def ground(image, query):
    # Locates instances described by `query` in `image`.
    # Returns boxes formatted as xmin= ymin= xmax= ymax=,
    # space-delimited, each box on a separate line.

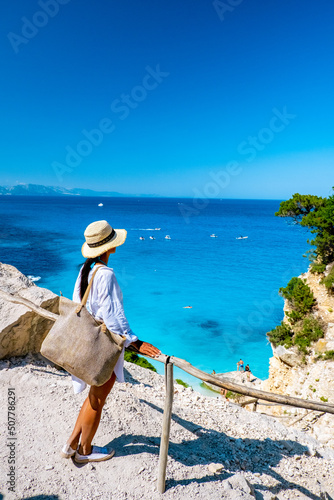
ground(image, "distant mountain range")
xmin=0 ymin=184 xmax=157 ymax=197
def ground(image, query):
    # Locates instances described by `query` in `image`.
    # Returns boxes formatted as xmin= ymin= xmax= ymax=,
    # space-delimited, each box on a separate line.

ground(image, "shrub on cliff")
xmin=275 ymin=190 xmax=334 ymax=267
xmin=293 ymin=317 xmax=325 ymax=354
xmin=321 ymin=266 xmax=334 ymax=293
xmin=279 ymin=277 xmax=316 ymax=324
xmin=176 ymin=378 xmax=190 ymax=388
xmin=323 ymin=350 xmax=334 ymax=360
xmin=267 ymin=321 xmax=294 ymax=347
xmin=124 ymin=350 xmax=157 ymax=372
xmin=309 ymin=262 xmax=326 ymax=274
xmin=267 ymin=316 xmax=325 ymax=354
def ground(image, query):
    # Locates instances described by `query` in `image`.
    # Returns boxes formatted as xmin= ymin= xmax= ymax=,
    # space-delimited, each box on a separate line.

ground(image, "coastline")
xmin=0 ymin=197 xmax=310 ymax=381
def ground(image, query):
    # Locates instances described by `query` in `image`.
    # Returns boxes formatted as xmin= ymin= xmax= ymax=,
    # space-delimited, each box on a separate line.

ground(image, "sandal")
xmin=74 ymin=446 xmax=115 ymax=464
xmin=60 ymin=443 xmax=77 ymax=459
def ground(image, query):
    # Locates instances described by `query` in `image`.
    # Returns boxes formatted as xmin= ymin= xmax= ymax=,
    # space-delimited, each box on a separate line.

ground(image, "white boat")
xmin=210 ymin=234 xmax=218 ymax=238
xmin=236 ymin=236 xmax=248 ymax=240
xmin=165 ymin=235 xmax=171 ymax=240
xmin=98 ymin=203 xmax=103 ymax=207
xmin=149 ymin=236 xmax=155 ymax=240
xmin=155 ymin=228 xmax=161 ymax=230
xmin=139 ymin=236 xmax=145 ymax=240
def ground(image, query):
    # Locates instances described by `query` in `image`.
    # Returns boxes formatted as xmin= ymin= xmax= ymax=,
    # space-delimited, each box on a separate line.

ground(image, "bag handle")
xmin=76 ymin=264 xmax=104 ymax=314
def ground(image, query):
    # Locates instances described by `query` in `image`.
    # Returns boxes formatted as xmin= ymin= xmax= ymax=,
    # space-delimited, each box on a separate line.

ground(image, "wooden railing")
xmin=149 ymin=353 xmax=334 ymax=493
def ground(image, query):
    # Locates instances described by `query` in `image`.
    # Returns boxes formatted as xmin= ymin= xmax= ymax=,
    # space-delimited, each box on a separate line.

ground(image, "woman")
xmin=61 ymin=220 xmax=160 ymax=464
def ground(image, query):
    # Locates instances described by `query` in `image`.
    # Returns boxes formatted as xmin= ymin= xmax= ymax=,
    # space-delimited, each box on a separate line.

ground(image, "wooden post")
xmin=252 ymin=399 xmax=258 ymax=412
xmin=157 ymin=358 xmax=174 ymax=494
xmin=240 ymin=398 xmax=258 ymax=407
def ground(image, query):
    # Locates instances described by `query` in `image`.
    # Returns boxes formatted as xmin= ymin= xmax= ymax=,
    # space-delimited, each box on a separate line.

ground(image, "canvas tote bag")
xmin=41 ymin=265 xmax=126 ymax=386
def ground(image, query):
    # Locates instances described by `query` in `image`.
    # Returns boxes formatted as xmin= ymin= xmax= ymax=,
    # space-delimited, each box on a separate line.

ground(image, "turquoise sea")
xmin=0 ymin=196 xmax=309 ymax=389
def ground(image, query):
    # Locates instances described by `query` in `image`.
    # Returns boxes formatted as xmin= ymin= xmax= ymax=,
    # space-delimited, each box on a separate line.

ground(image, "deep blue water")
xmin=0 ymin=196 xmax=310 ymax=389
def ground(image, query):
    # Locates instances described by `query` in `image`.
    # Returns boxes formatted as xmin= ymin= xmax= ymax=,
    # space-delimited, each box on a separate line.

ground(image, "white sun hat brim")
xmin=82 ymin=228 xmax=127 ymax=258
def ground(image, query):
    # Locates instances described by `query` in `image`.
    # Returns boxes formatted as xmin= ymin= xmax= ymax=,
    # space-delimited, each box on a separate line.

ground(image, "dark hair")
xmin=80 ymin=257 xmax=99 ymax=299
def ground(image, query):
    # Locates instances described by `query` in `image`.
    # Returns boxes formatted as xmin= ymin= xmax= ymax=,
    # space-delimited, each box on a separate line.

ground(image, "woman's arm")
xmin=130 ymin=339 xmax=161 ymax=358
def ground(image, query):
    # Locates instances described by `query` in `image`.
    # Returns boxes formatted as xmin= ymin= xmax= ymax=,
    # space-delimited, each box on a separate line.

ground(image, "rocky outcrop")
xmin=262 ymin=264 xmax=334 ymax=446
xmin=203 ymin=370 xmax=262 ymax=402
xmin=0 ymin=263 xmax=59 ymax=359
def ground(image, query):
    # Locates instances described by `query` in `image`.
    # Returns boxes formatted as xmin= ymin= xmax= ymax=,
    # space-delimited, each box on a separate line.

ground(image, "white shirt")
xmin=71 ymin=264 xmax=138 ymax=393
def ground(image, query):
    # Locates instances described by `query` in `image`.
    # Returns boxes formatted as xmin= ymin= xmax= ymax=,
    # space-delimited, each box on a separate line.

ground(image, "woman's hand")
xmin=132 ymin=340 xmax=161 ymax=358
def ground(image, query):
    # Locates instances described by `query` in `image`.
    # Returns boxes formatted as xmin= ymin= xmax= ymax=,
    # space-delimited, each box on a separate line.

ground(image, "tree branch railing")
xmin=150 ymin=353 xmax=334 ymax=493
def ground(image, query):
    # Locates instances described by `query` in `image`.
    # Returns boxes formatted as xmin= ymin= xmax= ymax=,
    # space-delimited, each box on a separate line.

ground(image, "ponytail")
xmin=80 ymin=258 xmax=98 ymax=300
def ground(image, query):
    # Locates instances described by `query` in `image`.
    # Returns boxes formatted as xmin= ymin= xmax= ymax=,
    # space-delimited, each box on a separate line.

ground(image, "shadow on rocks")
xmin=108 ymin=399 xmax=323 ymax=499
xmin=1 ymin=354 xmax=68 ymax=378
xmin=21 ymin=496 xmax=61 ymax=500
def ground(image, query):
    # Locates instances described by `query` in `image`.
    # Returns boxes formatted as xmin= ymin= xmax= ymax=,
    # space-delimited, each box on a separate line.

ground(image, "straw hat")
xmin=82 ymin=220 xmax=127 ymax=258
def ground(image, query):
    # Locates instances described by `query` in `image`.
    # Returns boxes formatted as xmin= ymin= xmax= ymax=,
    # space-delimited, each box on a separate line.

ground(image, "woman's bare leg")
xmin=67 ymin=372 xmax=116 ymax=454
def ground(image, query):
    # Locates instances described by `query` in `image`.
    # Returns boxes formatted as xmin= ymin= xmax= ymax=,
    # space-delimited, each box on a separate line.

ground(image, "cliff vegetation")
xmin=263 ymin=189 xmax=334 ymax=446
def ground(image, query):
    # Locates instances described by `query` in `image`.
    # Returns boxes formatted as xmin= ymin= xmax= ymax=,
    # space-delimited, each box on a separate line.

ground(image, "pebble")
xmin=208 ymin=463 xmax=224 ymax=474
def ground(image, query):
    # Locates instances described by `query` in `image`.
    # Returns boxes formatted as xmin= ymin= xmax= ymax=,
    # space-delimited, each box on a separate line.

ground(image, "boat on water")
xmin=155 ymin=228 xmax=161 ymax=230
xmin=98 ymin=203 xmax=103 ymax=207
xmin=139 ymin=236 xmax=145 ymax=240
xmin=236 ymin=236 xmax=248 ymax=240
xmin=165 ymin=235 xmax=171 ymax=240
xmin=149 ymin=236 xmax=155 ymax=240
xmin=210 ymin=234 xmax=218 ymax=238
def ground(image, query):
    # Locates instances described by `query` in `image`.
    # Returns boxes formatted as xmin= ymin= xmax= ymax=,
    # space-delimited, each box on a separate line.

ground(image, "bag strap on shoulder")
xmin=76 ymin=264 xmax=104 ymax=314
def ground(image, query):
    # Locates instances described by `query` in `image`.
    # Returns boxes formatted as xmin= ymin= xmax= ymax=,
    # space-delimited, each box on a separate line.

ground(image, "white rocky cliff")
xmin=262 ymin=264 xmax=334 ymax=447
xmin=0 ymin=262 xmax=59 ymax=359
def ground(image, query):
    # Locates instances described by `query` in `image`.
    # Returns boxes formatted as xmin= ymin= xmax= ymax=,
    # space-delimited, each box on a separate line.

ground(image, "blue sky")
xmin=1 ymin=0 xmax=334 ymax=198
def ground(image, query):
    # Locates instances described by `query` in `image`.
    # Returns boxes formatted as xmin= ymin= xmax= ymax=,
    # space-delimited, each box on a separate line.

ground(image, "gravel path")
xmin=1 ymin=354 xmax=334 ymax=500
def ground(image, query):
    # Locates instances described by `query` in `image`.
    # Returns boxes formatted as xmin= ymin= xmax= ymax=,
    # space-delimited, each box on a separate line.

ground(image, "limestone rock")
xmin=315 ymin=339 xmax=328 ymax=353
xmin=272 ymin=344 xmax=301 ymax=367
xmin=326 ymin=323 xmax=334 ymax=341
xmin=0 ymin=263 xmax=59 ymax=359
xmin=208 ymin=462 xmax=224 ymax=474
xmin=262 ymin=494 xmax=278 ymax=500
xmin=325 ymin=262 xmax=334 ymax=276
xmin=263 ymin=263 xmax=334 ymax=445
xmin=203 ymin=370 xmax=262 ymax=394
xmin=224 ymin=473 xmax=255 ymax=498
